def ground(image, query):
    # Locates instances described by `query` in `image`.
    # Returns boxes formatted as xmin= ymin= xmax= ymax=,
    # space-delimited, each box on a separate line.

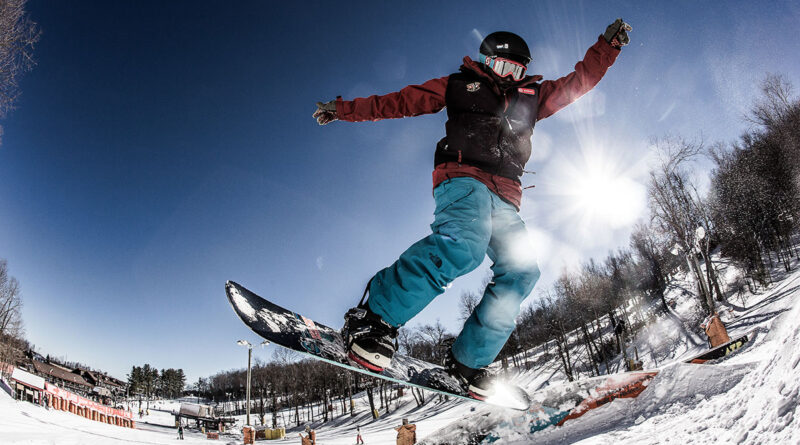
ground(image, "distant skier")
xmin=177 ymin=425 xmax=184 ymax=440
xmin=394 ymin=418 xmax=416 ymax=445
xmin=356 ymin=425 xmax=365 ymax=444
xmin=315 ymin=19 xmax=631 ymax=399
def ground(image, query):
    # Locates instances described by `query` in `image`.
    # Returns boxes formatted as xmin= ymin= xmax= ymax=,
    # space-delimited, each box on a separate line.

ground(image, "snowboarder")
xmin=356 ymin=425 xmax=365 ymax=444
xmin=315 ymin=19 xmax=631 ymax=399
xmin=178 ymin=425 xmax=184 ymax=440
xmin=395 ymin=418 xmax=416 ymax=445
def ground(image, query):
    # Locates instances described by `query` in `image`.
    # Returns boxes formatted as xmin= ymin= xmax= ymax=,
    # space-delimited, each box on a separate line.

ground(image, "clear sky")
xmin=1 ymin=0 xmax=798 ymax=383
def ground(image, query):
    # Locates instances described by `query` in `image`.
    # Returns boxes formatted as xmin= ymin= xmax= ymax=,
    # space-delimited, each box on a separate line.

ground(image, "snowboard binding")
xmin=342 ymin=281 xmax=399 ymax=372
xmin=443 ymin=347 xmax=497 ymax=400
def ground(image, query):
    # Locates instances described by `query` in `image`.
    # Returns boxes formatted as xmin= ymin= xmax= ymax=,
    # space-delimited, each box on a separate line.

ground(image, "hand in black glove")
xmin=313 ymin=100 xmax=338 ymax=125
xmin=603 ymin=18 xmax=632 ymax=49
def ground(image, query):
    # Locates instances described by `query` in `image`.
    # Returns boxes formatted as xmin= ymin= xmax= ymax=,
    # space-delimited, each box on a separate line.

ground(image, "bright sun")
xmin=554 ymin=147 xmax=646 ymax=235
xmin=572 ymin=167 xmax=642 ymax=226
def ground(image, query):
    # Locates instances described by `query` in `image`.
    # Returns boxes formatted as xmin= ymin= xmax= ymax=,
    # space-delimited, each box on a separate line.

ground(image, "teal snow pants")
xmin=367 ymin=177 xmax=540 ymax=369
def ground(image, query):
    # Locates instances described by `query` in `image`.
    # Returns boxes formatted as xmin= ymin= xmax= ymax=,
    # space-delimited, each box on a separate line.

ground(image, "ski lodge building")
xmin=32 ymin=359 xmax=93 ymax=395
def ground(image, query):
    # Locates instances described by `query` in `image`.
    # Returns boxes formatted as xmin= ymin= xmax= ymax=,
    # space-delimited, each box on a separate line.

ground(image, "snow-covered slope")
xmin=1 ymin=265 xmax=798 ymax=444
xmin=423 ymin=266 xmax=800 ymax=444
xmin=569 ymin=271 xmax=800 ymax=445
xmin=0 ymin=390 xmax=233 ymax=444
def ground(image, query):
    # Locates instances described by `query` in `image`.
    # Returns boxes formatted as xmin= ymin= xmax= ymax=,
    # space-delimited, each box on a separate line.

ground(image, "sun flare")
xmin=570 ymin=167 xmax=642 ymax=227
xmin=551 ymin=146 xmax=647 ymax=238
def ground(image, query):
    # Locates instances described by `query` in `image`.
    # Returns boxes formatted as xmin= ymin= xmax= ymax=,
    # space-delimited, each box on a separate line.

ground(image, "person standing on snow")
xmin=701 ymin=312 xmax=730 ymax=348
xmin=315 ymin=20 xmax=631 ymax=399
xmin=395 ymin=418 xmax=417 ymax=445
xmin=299 ymin=425 xmax=316 ymax=445
xmin=356 ymin=425 xmax=365 ymax=444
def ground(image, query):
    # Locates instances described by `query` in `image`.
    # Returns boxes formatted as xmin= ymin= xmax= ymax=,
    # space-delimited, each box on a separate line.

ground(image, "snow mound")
xmin=421 ymin=271 xmax=800 ymax=444
xmin=530 ymin=281 xmax=800 ymax=444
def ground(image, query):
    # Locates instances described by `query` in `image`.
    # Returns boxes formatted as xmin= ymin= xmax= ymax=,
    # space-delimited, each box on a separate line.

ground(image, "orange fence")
xmin=45 ymin=383 xmax=135 ymax=428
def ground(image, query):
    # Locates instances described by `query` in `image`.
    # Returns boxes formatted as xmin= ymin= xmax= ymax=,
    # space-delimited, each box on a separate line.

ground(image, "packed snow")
xmin=0 ymin=393 xmax=222 ymax=444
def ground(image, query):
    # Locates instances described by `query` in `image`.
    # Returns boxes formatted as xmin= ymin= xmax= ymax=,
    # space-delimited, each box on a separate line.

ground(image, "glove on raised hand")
xmin=603 ymin=18 xmax=632 ymax=49
xmin=313 ymin=100 xmax=338 ymax=125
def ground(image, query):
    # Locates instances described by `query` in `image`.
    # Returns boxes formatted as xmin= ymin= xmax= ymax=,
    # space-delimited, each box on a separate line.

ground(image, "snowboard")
xmin=682 ymin=331 xmax=752 ymax=364
xmin=225 ymin=281 xmax=531 ymax=411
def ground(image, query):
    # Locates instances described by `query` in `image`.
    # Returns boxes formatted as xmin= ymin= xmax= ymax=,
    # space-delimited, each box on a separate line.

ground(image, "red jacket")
xmin=336 ymin=36 xmax=620 ymax=209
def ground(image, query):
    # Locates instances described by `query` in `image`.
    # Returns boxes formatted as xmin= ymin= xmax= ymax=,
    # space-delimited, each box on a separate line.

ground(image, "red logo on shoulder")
xmin=518 ymin=88 xmax=536 ymax=95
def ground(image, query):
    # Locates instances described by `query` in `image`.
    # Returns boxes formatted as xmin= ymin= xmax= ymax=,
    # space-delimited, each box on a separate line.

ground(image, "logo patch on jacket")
xmin=517 ymin=88 xmax=536 ymax=95
xmin=466 ymin=82 xmax=481 ymax=92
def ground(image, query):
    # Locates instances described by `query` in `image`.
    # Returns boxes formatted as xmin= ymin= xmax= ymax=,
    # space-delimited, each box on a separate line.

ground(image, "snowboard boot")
xmin=342 ymin=282 xmax=398 ymax=372
xmin=444 ymin=349 xmax=497 ymax=400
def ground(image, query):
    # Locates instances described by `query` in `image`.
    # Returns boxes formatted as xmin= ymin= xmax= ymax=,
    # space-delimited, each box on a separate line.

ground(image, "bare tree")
xmin=747 ymin=73 xmax=794 ymax=128
xmin=271 ymin=346 xmax=298 ymax=365
xmin=538 ymin=288 xmax=575 ymax=381
xmin=648 ymin=136 xmax=721 ymax=313
xmin=630 ymin=222 xmax=677 ymax=313
xmin=458 ymin=291 xmax=479 ymax=323
xmin=0 ymin=0 xmax=41 ymax=145
xmin=0 ymin=259 xmax=23 ymax=368
xmin=418 ymin=320 xmax=453 ymax=361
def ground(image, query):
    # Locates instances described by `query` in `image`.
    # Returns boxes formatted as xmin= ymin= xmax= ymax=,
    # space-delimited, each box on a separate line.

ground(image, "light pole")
xmin=236 ymin=340 xmax=269 ymax=427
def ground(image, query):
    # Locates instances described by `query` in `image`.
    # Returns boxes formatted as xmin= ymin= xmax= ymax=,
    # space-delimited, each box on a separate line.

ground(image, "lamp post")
xmin=236 ymin=340 xmax=270 ymax=427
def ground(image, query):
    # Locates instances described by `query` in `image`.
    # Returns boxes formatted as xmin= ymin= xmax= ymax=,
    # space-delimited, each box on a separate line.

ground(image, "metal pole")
xmin=246 ymin=346 xmax=252 ymax=426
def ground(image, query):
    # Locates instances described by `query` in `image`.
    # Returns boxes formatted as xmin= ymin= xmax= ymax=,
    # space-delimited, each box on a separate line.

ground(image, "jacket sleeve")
xmin=336 ymin=76 xmax=449 ymax=122
xmin=537 ymin=36 xmax=620 ymax=121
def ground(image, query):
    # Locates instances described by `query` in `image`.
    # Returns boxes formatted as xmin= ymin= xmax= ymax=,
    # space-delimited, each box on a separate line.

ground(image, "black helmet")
xmin=479 ymin=31 xmax=531 ymax=65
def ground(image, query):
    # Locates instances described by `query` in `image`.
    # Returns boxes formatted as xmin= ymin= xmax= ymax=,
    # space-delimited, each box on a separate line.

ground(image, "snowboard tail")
xmin=226 ymin=280 xmax=531 ymax=411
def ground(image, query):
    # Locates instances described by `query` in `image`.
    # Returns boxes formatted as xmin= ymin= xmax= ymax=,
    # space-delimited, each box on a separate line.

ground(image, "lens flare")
xmin=485 ymin=380 xmax=531 ymax=411
xmin=547 ymin=143 xmax=647 ymax=245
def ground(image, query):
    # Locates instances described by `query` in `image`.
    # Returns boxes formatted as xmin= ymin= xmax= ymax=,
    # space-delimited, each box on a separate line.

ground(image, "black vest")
xmin=434 ymin=69 xmax=540 ymax=182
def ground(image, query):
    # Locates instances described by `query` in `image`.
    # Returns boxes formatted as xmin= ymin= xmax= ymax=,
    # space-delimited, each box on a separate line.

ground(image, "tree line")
xmin=710 ymin=74 xmax=800 ymax=288
xmin=127 ymin=364 xmax=187 ymax=405
xmin=191 ymin=345 xmax=414 ymax=428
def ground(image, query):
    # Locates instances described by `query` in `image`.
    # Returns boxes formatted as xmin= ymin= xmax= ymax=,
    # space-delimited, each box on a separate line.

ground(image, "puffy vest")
xmin=434 ymin=69 xmax=540 ymax=182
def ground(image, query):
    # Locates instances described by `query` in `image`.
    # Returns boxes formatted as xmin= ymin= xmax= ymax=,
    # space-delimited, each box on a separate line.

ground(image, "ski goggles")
xmin=480 ymin=54 xmax=527 ymax=81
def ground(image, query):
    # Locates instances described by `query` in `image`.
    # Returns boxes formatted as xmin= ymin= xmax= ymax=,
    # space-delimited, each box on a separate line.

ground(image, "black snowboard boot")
xmin=444 ymin=349 xmax=496 ymax=400
xmin=342 ymin=282 xmax=398 ymax=372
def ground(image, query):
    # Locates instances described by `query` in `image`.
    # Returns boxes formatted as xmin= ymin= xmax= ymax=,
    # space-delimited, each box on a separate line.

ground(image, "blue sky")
xmin=1 ymin=1 xmax=799 ymax=383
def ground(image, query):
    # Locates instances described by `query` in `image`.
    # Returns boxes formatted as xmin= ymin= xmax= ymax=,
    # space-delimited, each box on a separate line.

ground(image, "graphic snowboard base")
xmin=226 ymin=280 xmax=531 ymax=411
